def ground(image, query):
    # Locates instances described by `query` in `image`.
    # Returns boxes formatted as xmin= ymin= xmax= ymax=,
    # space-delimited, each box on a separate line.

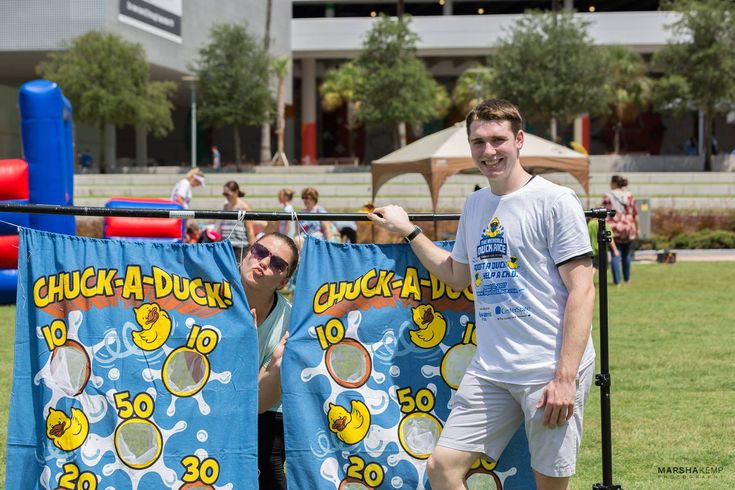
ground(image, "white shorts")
xmin=437 ymin=363 xmax=594 ymax=477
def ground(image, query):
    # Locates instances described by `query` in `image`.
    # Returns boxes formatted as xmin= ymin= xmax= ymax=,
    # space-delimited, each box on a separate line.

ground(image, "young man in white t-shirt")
xmin=368 ymin=99 xmax=595 ymax=490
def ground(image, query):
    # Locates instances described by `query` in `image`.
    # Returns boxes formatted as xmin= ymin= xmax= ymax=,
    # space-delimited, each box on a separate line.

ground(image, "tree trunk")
xmin=703 ymin=109 xmax=713 ymax=172
xmin=346 ymin=103 xmax=357 ymax=158
xmin=264 ymin=0 xmax=272 ymax=50
xmin=397 ymin=0 xmax=405 ymax=17
xmin=260 ymin=123 xmax=271 ymax=164
xmin=613 ymin=121 xmax=622 ymax=154
xmin=261 ymin=0 xmax=273 ymax=165
xmin=398 ymin=122 xmax=407 ymax=148
xmin=98 ymin=125 xmax=106 ymax=174
xmin=271 ymin=75 xmax=288 ymax=166
xmin=276 ymin=77 xmax=286 ymax=155
xmin=549 ymin=117 xmax=558 ymax=143
xmin=233 ymin=125 xmax=241 ymax=172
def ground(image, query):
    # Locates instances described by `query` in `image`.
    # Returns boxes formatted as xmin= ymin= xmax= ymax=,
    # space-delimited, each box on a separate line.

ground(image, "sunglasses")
xmin=249 ymin=243 xmax=289 ymax=274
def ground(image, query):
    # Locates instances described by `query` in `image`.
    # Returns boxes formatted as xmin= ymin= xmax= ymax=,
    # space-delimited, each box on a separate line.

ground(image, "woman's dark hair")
xmin=611 ymin=175 xmax=628 ymax=188
xmin=224 ymin=180 xmax=245 ymax=197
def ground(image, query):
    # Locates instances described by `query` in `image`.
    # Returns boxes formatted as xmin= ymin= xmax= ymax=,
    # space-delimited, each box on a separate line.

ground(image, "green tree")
xmin=600 ymin=46 xmax=653 ymax=153
xmin=37 ymin=31 xmax=176 ymax=173
xmin=354 ymin=15 xmax=444 ymax=148
xmin=320 ymin=61 xmax=362 ymax=157
xmin=490 ymin=11 xmax=608 ymax=142
xmin=192 ymin=23 xmax=272 ymax=170
xmin=653 ymin=0 xmax=735 ymax=171
xmin=452 ymin=65 xmax=496 ymax=114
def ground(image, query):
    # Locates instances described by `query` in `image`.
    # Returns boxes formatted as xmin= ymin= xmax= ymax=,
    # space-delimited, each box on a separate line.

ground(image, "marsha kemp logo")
xmin=657 ymin=465 xmax=724 ymax=479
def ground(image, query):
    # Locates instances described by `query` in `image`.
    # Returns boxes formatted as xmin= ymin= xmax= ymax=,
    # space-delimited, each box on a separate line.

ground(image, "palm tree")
xmin=271 ymin=56 xmax=290 ymax=166
xmin=260 ymin=0 xmax=274 ymax=164
xmin=452 ymin=65 xmax=496 ymax=114
xmin=320 ymin=62 xmax=362 ymax=157
xmin=602 ymin=46 xmax=652 ymax=153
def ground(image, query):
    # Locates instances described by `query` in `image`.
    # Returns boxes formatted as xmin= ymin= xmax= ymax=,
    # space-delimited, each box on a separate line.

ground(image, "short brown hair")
xmin=465 ymin=99 xmax=523 ymax=136
xmin=279 ymin=188 xmax=294 ymax=201
xmin=301 ymin=187 xmax=319 ymax=203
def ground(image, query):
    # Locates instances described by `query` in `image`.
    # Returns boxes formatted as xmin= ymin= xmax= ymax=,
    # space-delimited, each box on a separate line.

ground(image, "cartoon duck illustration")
xmin=409 ymin=304 xmax=447 ymax=349
xmin=506 ymin=255 xmax=520 ymax=269
xmin=475 ymin=272 xmax=482 ymax=287
xmin=485 ymin=218 xmax=502 ymax=238
xmin=327 ymin=400 xmax=371 ymax=445
xmin=132 ymin=303 xmax=172 ymax=351
xmin=46 ymin=407 xmax=89 ymax=451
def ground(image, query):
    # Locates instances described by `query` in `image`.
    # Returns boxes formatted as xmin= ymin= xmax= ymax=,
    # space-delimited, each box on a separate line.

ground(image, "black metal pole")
xmin=0 ymin=203 xmax=461 ymax=222
xmin=591 ymin=207 xmax=622 ymax=490
xmin=0 ymin=202 xmax=606 ymax=222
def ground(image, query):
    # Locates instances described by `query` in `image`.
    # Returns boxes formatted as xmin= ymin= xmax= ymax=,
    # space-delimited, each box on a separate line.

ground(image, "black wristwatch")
xmin=404 ymin=225 xmax=423 ymax=243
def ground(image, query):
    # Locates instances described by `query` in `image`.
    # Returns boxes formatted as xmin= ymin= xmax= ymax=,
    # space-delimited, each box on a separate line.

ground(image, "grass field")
xmin=0 ymin=262 xmax=733 ymax=488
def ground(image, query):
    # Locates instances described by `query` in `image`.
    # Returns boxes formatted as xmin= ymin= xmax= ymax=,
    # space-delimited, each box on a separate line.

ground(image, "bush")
xmin=669 ymin=229 xmax=735 ymax=249
xmin=652 ymin=209 xmax=735 ymax=240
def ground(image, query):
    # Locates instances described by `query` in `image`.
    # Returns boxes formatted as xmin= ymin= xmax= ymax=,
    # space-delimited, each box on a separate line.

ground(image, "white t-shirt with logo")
xmin=451 ymin=176 xmax=595 ymax=384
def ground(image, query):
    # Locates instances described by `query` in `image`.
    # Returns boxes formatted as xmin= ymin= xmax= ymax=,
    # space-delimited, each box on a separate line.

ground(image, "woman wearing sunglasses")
xmin=239 ymin=232 xmax=299 ymax=490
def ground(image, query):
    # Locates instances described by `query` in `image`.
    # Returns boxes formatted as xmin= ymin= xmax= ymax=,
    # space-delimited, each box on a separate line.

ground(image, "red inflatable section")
xmin=105 ymin=217 xmax=183 ymax=238
xmin=105 ymin=198 xmax=184 ymax=239
xmin=0 ymin=235 xmax=19 ymax=269
xmin=0 ymin=159 xmax=29 ymax=200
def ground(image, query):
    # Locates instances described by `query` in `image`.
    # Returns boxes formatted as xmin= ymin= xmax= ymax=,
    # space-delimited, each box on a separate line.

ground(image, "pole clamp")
xmin=595 ymin=373 xmax=611 ymax=388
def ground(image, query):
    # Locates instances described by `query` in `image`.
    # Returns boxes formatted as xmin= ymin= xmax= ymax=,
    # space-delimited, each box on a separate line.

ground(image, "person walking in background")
xmin=79 ymin=149 xmax=93 ymax=173
xmin=170 ymin=167 xmax=205 ymax=210
xmin=587 ymin=218 xmax=619 ymax=274
xmin=300 ymin=187 xmax=333 ymax=242
xmin=277 ymin=188 xmax=296 ymax=238
xmin=602 ymin=175 xmax=638 ymax=285
xmin=217 ymin=181 xmax=255 ymax=262
xmin=211 ymin=145 xmax=221 ymax=171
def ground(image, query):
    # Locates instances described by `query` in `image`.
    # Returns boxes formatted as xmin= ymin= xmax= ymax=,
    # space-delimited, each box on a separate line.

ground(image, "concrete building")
xmin=1 ymin=0 xmax=732 ymax=168
xmin=0 ymin=0 xmax=292 ymax=167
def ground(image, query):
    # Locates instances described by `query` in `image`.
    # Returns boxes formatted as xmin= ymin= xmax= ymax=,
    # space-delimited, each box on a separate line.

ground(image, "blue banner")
xmin=283 ymin=236 xmax=534 ymax=489
xmin=7 ymin=228 xmax=258 ymax=489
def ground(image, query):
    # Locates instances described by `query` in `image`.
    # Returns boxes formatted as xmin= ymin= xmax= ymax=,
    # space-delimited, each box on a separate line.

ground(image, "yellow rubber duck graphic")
xmin=485 ymin=218 xmax=502 ymax=238
xmin=46 ymin=407 xmax=89 ymax=452
xmin=475 ymin=272 xmax=482 ymax=287
xmin=506 ymin=255 xmax=520 ymax=269
xmin=409 ymin=304 xmax=447 ymax=349
xmin=132 ymin=303 xmax=172 ymax=351
xmin=327 ymin=400 xmax=371 ymax=445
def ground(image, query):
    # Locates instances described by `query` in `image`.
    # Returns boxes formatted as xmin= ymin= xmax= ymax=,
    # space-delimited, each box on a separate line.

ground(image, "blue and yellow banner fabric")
xmin=6 ymin=228 xmax=258 ymax=489
xmin=283 ymin=236 xmax=534 ymax=489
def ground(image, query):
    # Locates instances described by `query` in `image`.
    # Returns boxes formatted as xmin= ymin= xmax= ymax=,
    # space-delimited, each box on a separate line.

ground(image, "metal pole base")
xmin=593 ymin=484 xmax=622 ymax=489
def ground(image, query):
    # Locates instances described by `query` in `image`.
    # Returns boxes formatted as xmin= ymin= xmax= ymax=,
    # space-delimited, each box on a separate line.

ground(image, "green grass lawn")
xmin=574 ymin=261 xmax=735 ymax=490
xmin=0 ymin=262 xmax=733 ymax=488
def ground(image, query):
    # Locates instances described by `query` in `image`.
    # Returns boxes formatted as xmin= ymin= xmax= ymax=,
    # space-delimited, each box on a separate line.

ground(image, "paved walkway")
xmin=634 ymin=249 xmax=735 ymax=262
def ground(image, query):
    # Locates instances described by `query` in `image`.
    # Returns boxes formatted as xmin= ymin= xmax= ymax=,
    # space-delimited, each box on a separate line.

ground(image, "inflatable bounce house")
xmin=0 ymin=80 xmax=184 ymax=304
xmin=103 ymin=197 xmax=184 ymax=243
xmin=0 ymin=80 xmax=75 ymax=303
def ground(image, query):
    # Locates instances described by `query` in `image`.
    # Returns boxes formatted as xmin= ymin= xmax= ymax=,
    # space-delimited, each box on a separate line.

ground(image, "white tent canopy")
xmin=371 ymin=123 xmax=590 ymax=211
